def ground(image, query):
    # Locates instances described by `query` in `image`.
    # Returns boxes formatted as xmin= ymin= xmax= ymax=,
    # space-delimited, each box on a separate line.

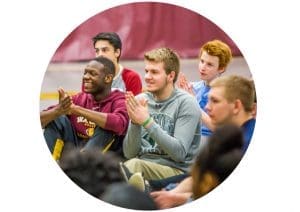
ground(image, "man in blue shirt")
xmin=205 ymin=75 xmax=256 ymax=152
xmin=177 ymin=40 xmax=232 ymax=149
xmin=149 ymin=75 xmax=256 ymax=209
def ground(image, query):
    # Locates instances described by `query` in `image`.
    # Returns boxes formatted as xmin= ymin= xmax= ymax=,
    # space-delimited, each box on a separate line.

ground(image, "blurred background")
xmin=40 ymin=2 xmax=251 ymax=110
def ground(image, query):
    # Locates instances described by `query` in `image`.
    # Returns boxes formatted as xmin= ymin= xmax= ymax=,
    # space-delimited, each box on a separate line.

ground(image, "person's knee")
xmin=125 ymin=158 xmax=142 ymax=167
xmin=124 ymin=158 xmax=145 ymax=172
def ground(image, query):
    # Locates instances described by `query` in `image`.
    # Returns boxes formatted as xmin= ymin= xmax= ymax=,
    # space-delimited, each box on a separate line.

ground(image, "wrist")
xmin=142 ymin=116 xmax=153 ymax=128
xmin=53 ymin=106 xmax=63 ymax=117
xmin=69 ymin=104 xmax=79 ymax=115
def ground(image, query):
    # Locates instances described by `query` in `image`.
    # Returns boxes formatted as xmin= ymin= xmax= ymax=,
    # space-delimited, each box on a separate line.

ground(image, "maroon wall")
xmin=51 ymin=2 xmax=241 ymax=62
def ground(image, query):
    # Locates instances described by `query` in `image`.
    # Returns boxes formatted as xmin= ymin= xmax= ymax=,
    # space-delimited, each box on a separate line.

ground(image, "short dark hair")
xmin=92 ymin=32 xmax=122 ymax=61
xmin=59 ymin=149 xmax=124 ymax=198
xmin=92 ymin=56 xmax=116 ymax=76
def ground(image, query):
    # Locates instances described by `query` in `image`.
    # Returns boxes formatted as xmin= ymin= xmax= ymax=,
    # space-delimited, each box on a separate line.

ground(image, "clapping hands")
xmin=57 ymin=87 xmax=73 ymax=115
xmin=125 ymin=91 xmax=149 ymax=125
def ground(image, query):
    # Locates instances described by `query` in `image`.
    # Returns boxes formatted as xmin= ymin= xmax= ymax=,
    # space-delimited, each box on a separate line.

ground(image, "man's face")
xmin=198 ymin=51 xmax=224 ymax=83
xmin=205 ymin=86 xmax=235 ymax=126
xmin=82 ymin=61 xmax=106 ymax=94
xmin=144 ymin=60 xmax=171 ymax=94
xmin=94 ymin=40 xmax=119 ymax=65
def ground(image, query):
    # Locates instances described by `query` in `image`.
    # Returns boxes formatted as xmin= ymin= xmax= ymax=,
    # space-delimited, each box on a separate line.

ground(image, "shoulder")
xmin=171 ymin=91 xmax=201 ymax=119
xmin=243 ymin=118 xmax=256 ymax=129
xmin=122 ymin=68 xmax=140 ymax=78
xmin=174 ymin=89 xmax=195 ymax=100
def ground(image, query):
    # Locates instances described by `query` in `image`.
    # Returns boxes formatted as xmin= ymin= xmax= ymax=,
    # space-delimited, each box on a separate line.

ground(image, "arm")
xmin=104 ymin=100 xmax=129 ymax=135
xmin=150 ymin=190 xmax=191 ymax=209
xmin=70 ymin=98 xmax=128 ymax=135
xmin=123 ymin=123 xmax=142 ymax=159
xmin=170 ymin=176 xmax=193 ymax=193
xmin=177 ymin=72 xmax=195 ymax=96
xmin=200 ymin=108 xmax=216 ymax=131
xmin=125 ymin=92 xmax=201 ymax=162
xmin=147 ymin=97 xmax=201 ymax=162
xmin=150 ymin=176 xmax=193 ymax=209
xmin=70 ymin=105 xmax=107 ymax=129
xmin=122 ymin=92 xmax=146 ymax=158
xmin=40 ymin=88 xmax=72 ymax=128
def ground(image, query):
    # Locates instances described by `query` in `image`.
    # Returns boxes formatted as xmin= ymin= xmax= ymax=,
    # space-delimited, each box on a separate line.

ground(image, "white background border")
xmin=0 ymin=0 xmax=299 ymax=211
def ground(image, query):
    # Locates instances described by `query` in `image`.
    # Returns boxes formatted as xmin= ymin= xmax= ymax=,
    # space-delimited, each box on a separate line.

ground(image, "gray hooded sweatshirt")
xmin=123 ymin=88 xmax=201 ymax=172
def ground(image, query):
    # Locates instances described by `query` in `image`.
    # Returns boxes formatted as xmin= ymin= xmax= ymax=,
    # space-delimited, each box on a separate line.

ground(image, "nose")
xmin=145 ymin=72 xmax=152 ymax=80
xmin=205 ymin=101 xmax=211 ymax=112
xmin=199 ymin=62 xmax=207 ymax=71
xmin=83 ymin=72 xmax=90 ymax=80
xmin=96 ymin=51 xmax=104 ymax=57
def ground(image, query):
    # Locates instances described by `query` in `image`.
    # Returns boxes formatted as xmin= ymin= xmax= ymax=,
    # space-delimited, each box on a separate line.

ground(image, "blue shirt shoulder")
xmin=242 ymin=118 xmax=256 ymax=152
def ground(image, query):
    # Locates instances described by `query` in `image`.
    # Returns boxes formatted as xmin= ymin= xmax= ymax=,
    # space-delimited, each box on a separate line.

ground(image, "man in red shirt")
xmin=41 ymin=57 xmax=129 ymax=161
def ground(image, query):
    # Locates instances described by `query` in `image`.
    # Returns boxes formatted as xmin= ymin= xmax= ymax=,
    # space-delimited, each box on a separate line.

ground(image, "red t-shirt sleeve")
xmin=122 ymin=69 xmax=142 ymax=95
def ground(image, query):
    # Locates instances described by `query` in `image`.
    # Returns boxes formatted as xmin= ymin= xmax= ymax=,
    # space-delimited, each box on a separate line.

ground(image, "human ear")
xmin=168 ymin=71 xmax=176 ymax=83
xmin=115 ymin=48 xmax=121 ymax=59
xmin=233 ymin=99 xmax=243 ymax=114
xmin=218 ymin=67 xmax=226 ymax=74
xmin=104 ymin=74 xmax=113 ymax=83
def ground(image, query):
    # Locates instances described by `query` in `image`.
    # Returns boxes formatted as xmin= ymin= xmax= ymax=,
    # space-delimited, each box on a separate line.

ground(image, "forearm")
xmin=146 ymin=122 xmax=187 ymax=161
xmin=123 ymin=123 xmax=142 ymax=158
xmin=201 ymin=108 xmax=216 ymax=131
xmin=71 ymin=105 xmax=107 ymax=129
xmin=40 ymin=107 xmax=61 ymax=128
xmin=171 ymin=176 xmax=193 ymax=194
xmin=170 ymin=192 xmax=192 ymax=205
xmin=150 ymin=189 xmax=191 ymax=209
xmin=146 ymin=114 xmax=199 ymax=162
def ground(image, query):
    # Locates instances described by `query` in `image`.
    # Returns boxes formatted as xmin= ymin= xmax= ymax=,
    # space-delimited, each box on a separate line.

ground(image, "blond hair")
xmin=144 ymin=47 xmax=180 ymax=83
xmin=200 ymin=40 xmax=232 ymax=69
xmin=209 ymin=75 xmax=255 ymax=112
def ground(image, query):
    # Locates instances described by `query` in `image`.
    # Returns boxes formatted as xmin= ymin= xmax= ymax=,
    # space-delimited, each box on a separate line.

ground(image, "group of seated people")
xmin=40 ymin=32 xmax=256 ymax=210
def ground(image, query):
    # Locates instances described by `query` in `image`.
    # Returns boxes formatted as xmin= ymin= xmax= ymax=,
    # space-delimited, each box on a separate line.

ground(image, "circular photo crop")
xmin=40 ymin=2 xmax=256 ymax=210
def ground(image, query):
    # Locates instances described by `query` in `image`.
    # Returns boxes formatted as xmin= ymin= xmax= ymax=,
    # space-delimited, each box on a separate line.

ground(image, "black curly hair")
xmin=59 ymin=149 xmax=124 ymax=198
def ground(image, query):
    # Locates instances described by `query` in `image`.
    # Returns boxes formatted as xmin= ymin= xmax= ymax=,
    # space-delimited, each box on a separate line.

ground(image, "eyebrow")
xmin=84 ymin=67 xmax=99 ymax=72
xmin=95 ymin=46 xmax=109 ymax=50
xmin=145 ymin=67 xmax=160 ymax=72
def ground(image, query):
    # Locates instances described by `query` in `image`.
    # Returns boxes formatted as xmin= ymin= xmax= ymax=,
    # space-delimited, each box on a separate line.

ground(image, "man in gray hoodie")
xmin=122 ymin=47 xmax=201 ymax=180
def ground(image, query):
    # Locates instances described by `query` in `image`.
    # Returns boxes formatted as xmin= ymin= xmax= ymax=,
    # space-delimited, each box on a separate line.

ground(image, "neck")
xmin=205 ymin=74 xmax=221 ymax=85
xmin=234 ymin=111 xmax=253 ymax=127
xmin=114 ymin=63 xmax=120 ymax=78
xmin=93 ymin=88 xmax=111 ymax=102
xmin=153 ymin=84 xmax=175 ymax=101
xmin=204 ymin=80 xmax=210 ymax=86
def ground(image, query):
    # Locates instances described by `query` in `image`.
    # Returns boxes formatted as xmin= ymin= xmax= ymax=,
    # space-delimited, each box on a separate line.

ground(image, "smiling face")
xmin=144 ymin=60 xmax=174 ymax=95
xmin=205 ymin=86 xmax=235 ymax=126
xmin=198 ymin=51 xmax=224 ymax=83
xmin=82 ymin=60 xmax=106 ymax=95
